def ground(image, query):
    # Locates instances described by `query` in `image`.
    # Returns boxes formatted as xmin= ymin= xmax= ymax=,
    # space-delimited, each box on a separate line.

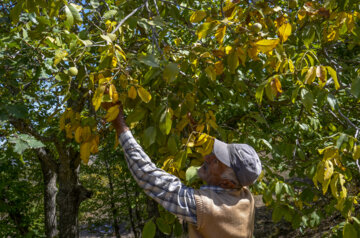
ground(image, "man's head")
xmin=197 ymin=139 xmax=262 ymax=189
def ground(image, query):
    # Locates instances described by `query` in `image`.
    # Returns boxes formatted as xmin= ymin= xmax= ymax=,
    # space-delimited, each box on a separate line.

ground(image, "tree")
xmin=1 ymin=0 xmax=360 ymax=237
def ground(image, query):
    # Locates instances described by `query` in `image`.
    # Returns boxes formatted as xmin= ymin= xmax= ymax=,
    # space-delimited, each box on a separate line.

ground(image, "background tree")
xmin=1 ymin=0 xmax=360 ymax=237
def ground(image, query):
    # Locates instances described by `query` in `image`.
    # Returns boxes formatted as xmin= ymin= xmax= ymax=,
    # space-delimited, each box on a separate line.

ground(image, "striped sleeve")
xmin=119 ymin=130 xmax=197 ymax=224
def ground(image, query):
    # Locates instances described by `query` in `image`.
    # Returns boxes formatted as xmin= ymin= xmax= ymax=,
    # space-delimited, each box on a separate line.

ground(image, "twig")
xmin=153 ymin=0 xmax=160 ymax=16
xmin=337 ymin=109 xmax=359 ymax=130
xmin=111 ymin=3 xmax=146 ymax=34
xmin=158 ymin=0 xmax=196 ymax=11
xmin=328 ymin=109 xmax=347 ymax=128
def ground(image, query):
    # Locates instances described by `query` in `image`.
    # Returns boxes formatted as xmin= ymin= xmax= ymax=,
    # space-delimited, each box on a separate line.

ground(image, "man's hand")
xmin=101 ymin=92 xmax=129 ymax=136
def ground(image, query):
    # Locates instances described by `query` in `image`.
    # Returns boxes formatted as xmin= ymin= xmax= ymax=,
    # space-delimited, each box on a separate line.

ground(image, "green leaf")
xmin=343 ymin=222 xmax=358 ymax=238
xmin=186 ymin=166 xmax=200 ymax=184
xmin=126 ymin=107 xmax=147 ymax=124
xmin=336 ymin=133 xmax=347 ymax=149
xmin=9 ymin=134 xmax=45 ymax=154
xmin=142 ymin=220 xmax=156 ymax=238
xmin=309 ymin=211 xmax=321 ymax=227
xmin=159 ymin=109 xmax=172 ymax=135
xmin=167 ymin=135 xmax=178 ymax=155
xmin=68 ymin=4 xmax=83 ymax=23
xmin=272 ymin=205 xmax=283 ymax=222
xmin=327 ymin=94 xmax=338 ymax=111
xmin=156 ymin=217 xmax=171 ymax=235
xmin=163 ymin=63 xmax=179 ymax=82
xmin=255 ymin=81 xmax=267 ymax=105
xmin=301 ymin=90 xmax=314 ymax=111
xmin=351 ymin=78 xmax=360 ymax=98
xmin=138 ymin=55 xmax=159 ymax=67
xmin=173 ymin=220 xmax=183 ymax=237
xmin=143 ymin=127 xmax=157 ymax=148
xmin=227 ymin=50 xmax=239 ymax=74
xmin=275 ymin=181 xmax=283 ymax=198
xmin=103 ymin=10 xmax=118 ymax=19
xmin=64 ymin=5 xmax=74 ymax=26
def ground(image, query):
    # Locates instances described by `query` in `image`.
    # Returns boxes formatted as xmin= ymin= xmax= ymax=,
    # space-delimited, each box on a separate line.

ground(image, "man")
xmin=110 ymin=104 xmax=261 ymax=238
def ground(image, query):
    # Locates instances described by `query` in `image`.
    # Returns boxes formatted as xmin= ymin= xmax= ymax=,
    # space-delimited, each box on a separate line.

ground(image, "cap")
xmin=213 ymin=139 xmax=262 ymax=186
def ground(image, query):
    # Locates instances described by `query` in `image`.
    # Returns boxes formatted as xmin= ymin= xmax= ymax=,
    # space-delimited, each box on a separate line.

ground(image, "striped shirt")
xmin=119 ymin=130 xmax=232 ymax=225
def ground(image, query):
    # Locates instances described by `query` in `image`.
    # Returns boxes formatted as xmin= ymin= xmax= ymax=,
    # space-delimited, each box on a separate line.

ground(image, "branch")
xmin=158 ymin=0 xmax=196 ymax=11
xmin=10 ymin=118 xmax=54 ymax=143
xmin=337 ymin=109 xmax=359 ymax=130
xmin=36 ymin=148 xmax=59 ymax=174
xmin=111 ymin=3 xmax=146 ymax=34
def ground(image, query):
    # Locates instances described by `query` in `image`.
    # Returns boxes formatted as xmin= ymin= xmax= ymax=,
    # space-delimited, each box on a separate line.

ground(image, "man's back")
xmin=188 ymin=187 xmax=254 ymax=238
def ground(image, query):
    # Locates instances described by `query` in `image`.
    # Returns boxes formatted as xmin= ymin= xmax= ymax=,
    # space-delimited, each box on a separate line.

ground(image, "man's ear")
xmin=219 ymin=179 xmax=236 ymax=189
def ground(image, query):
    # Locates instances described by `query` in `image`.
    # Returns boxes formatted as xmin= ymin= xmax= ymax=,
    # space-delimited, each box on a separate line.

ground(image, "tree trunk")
xmin=40 ymin=160 xmax=58 ymax=238
xmin=57 ymin=154 xmax=92 ymax=238
xmin=104 ymin=158 xmax=121 ymax=238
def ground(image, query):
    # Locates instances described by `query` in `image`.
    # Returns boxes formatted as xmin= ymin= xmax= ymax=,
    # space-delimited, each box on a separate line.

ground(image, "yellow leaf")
xmin=278 ymin=23 xmax=292 ymax=42
xmin=247 ymin=47 xmax=259 ymax=60
xmin=326 ymin=66 xmax=340 ymax=90
xmin=271 ymin=77 xmax=283 ymax=93
xmin=207 ymin=119 xmax=218 ymax=130
xmin=80 ymin=142 xmax=91 ymax=164
xmin=75 ymin=127 xmax=82 ymax=143
xmin=196 ymin=21 xmax=217 ymax=40
xmin=190 ymin=10 xmax=206 ymax=23
xmin=205 ymin=65 xmax=216 ymax=81
xmin=90 ymin=135 xmax=99 ymax=154
xmin=112 ymin=56 xmax=117 ymax=67
xmin=115 ymin=44 xmax=126 ymax=60
xmin=196 ymin=124 xmax=205 ymax=133
xmin=65 ymin=124 xmax=73 ymax=139
xmin=81 ymin=126 xmax=91 ymax=141
xmin=137 ymin=87 xmax=152 ymax=103
xmin=254 ymin=39 xmax=280 ymax=53
xmin=109 ymin=84 xmax=119 ymax=103
xmin=227 ymin=50 xmax=239 ymax=74
xmin=304 ymin=66 xmax=316 ymax=85
xmin=288 ymin=59 xmax=295 ymax=73
xmin=215 ymin=25 xmax=226 ymax=44
xmin=174 ymin=38 xmax=181 ymax=46
xmin=92 ymin=85 xmax=106 ymax=111
xmin=353 ymin=145 xmax=360 ymax=161
xmin=330 ymin=173 xmax=339 ymax=198
xmin=324 ymin=160 xmax=334 ymax=181
xmin=105 ymin=105 xmax=120 ymax=122
xmin=128 ymin=86 xmax=137 ymax=99
xmin=237 ymin=48 xmax=247 ymax=66
xmin=298 ymin=9 xmax=306 ymax=21
xmin=317 ymin=66 xmax=327 ymax=88
xmin=214 ymin=61 xmax=224 ymax=75
xmin=327 ymin=29 xmax=337 ymax=41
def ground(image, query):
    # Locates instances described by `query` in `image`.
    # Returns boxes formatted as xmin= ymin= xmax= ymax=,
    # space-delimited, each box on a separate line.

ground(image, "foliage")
xmin=1 ymin=0 xmax=360 ymax=237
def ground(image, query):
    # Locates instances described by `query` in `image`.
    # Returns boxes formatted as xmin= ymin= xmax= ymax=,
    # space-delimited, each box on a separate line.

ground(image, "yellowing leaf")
xmin=298 ymin=9 xmax=306 ymax=21
xmin=271 ymin=77 xmax=283 ymax=94
xmin=196 ymin=21 xmax=217 ymax=40
xmin=90 ymin=135 xmax=99 ymax=154
xmin=215 ymin=25 xmax=226 ymax=44
xmin=353 ymin=145 xmax=360 ymax=161
xmin=137 ymin=87 xmax=152 ymax=103
xmin=65 ymin=124 xmax=73 ymax=139
xmin=330 ymin=173 xmax=339 ymax=198
xmin=105 ymin=105 xmax=120 ymax=122
xmin=288 ymin=59 xmax=295 ymax=73
xmin=326 ymin=66 xmax=340 ymax=90
xmin=92 ymin=85 xmax=106 ymax=111
xmin=75 ymin=127 xmax=82 ymax=143
xmin=317 ymin=66 xmax=327 ymax=88
xmin=81 ymin=126 xmax=91 ymax=142
xmin=227 ymin=50 xmax=239 ymax=74
xmin=324 ymin=160 xmax=334 ymax=181
xmin=278 ymin=23 xmax=292 ymax=42
xmin=110 ymin=84 xmax=119 ymax=103
xmin=237 ymin=48 xmax=247 ymax=66
xmin=112 ymin=56 xmax=117 ymax=67
xmin=190 ymin=10 xmax=206 ymax=23
xmin=128 ymin=86 xmax=137 ymax=99
xmin=115 ymin=44 xmax=126 ymax=60
xmin=248 ymin=47 xmax=259 ymax=60
xmin=80 ymin=142 xmax=91 ymax=164
xmin=54 ymin=49 xmax=68 ymax=66
xmin=205 ymin=65 xmax=216 ymax=81
xmin=214 ymin=61 xmax=224 ymax=75
xmin=254 ymin=39 xmax=280 ymax=53
xmin=305 ymin=66 xmax=316 ymax=85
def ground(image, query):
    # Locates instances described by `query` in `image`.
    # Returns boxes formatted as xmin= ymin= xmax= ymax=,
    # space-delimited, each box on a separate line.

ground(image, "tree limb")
xmin=111 ymin=3 xmax=146 ymax=34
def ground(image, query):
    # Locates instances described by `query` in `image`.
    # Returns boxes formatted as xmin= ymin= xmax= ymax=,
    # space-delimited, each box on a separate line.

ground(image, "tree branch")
xmin=111 ymin=3 xmax=146 ymax=34
xmin=36 ymin=148 xmax=59 ymax=174
xmin=9 ymin=118 xmax=54 ymax=143
xmin=158 ymin=0 xmax=196 ymax=11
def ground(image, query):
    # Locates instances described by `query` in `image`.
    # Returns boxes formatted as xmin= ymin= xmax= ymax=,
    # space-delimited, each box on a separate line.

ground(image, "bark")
xmin=124 ymin=178 xmax=137 ymax=238
xmin=36 ymin=148 xmax=59 ymax=238
xmin=40 ymin=159 xmax=58 ymax=238
xmin=104 ymin=159 xmax=121 ymax=238
xmin=57 ymin=148 xmax=92 ymax=238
